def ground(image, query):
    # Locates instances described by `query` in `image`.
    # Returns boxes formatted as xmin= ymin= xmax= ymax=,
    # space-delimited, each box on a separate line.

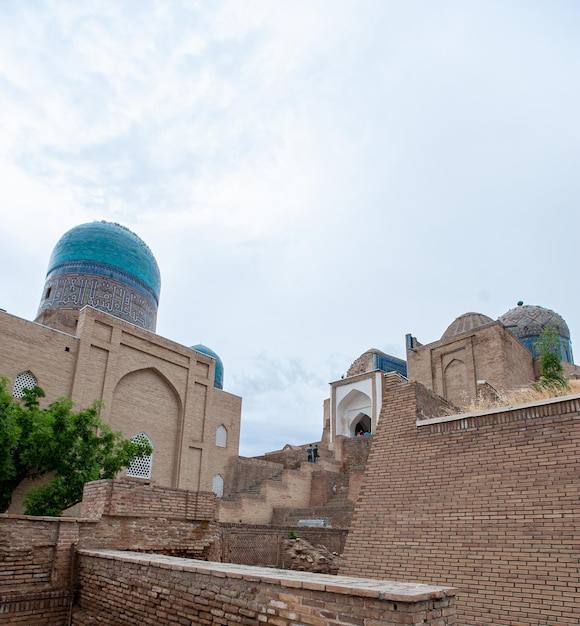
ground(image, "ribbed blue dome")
xmin=191 ymin=344 xmax=224 ymax=390
xmin=48 ymin=221 xmax=160 ymax=301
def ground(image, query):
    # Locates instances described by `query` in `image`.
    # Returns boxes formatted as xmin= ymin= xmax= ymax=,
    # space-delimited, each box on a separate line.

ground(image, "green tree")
xmin=0 ymin=377 xmax=152 ymax=516
xmin=534 ymin=326 xmax=570 ymax=393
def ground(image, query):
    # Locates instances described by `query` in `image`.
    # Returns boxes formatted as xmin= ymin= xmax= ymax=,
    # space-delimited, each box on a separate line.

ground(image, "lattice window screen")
xmin=212 ymin=474 xmax=224 ymax=498
xmin=216 ymin=424 xmax=227 ymax=447
xmin=13 ymin=371 xmax=38 ymax=398
xmin=126 ymin=433 xmax=153 ymax=479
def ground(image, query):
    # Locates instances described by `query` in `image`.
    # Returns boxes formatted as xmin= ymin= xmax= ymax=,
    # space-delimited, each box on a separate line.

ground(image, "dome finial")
xmin=517 ymin=300 xmax=524 ymax=306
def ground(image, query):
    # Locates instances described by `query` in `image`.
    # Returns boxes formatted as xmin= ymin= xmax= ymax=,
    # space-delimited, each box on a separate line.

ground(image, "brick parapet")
xmin=80 ymin=479 xmax=216 ymax=520
xmin=73 ymin=549 xmax=457 ymax=625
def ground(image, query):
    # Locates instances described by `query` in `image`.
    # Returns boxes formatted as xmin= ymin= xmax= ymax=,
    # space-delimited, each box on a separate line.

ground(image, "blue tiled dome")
xmin=499 ymin=303 xmax=573 ymax=363
xmin=48 ymin=221 xmax=160 ymax=301
xmin=191 ymin=344 xmax=224 ymax=390
xmin=37 ymin=221 xmax=160 ymax=332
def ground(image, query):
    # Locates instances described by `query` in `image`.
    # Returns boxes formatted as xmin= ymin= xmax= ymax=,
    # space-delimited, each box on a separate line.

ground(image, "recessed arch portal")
xmin=111 ymin=367 xmax=181 ymax=487
xmin=336 ymin=388 xmax=372 ymax=438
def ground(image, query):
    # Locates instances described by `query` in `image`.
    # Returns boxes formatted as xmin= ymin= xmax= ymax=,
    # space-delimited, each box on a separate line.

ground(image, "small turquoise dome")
xmin=37 ymin=221 xmax=160 ymax=332
xmin=191 ymin=344 xmax=224 ymax=390
xmin=48 ymin=221 xmax=160 ymax=301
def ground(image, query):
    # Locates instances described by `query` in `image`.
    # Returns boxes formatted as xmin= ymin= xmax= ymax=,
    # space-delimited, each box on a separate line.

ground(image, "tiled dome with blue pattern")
xmin=499 ymin=303 xmax=573 ymax=363
xmin=48 ymin=221 xmax=160 ymax=301
xmin=37 ymin=221 xmax=161 ymax=332
xmin=191 ymin=344 xmax=224 ymax=390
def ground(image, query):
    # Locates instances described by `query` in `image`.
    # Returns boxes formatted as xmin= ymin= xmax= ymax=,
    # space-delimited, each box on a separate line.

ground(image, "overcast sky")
xmin=1 ymin=1 xmax=578 ymax=456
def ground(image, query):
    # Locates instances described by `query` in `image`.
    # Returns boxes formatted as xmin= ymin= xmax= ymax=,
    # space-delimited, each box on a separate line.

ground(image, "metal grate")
xmin=13 ymin=371 xmax=38 ymax=398
xmin=126 ymin=433 xmax=153 ymax=478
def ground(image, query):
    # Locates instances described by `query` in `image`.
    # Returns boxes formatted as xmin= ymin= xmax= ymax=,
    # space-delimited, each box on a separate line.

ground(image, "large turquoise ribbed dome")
xmin=191 ymin=344 xmax=224 ymax=390
xmin=37 ymin=221 xmax=161 ymax=332
xmin=48 ymin=221 xmax=160 ymax=301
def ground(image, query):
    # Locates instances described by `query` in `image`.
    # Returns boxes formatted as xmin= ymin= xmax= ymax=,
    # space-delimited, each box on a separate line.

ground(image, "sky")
xmin=0 ymin=1 xmax=579 ymax=456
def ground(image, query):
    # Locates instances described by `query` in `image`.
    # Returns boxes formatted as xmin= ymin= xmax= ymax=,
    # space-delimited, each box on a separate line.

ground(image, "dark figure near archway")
xmin=353 ymin=413 xmax=371 ymax=437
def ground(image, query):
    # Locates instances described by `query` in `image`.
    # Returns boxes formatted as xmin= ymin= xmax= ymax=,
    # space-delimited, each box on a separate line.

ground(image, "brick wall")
xmin=72 ymin=549 xmax=456 ymax=625
xmin=0 ymin=516 xmax=79 ymax=626
xmin=217 ymin=524 xmax=347 ymax=567
xmin=341 ymin=374 xmax=580 ymax=625
xmin=221 ymin=457 xmax=284 ymax=498
xmin=81 ymin=479 xmax=216 ymax=520
xmin=339 ymin=433 xmax=372 ymax=468
xmin=407 ymin=322 xmax=535 ymax=407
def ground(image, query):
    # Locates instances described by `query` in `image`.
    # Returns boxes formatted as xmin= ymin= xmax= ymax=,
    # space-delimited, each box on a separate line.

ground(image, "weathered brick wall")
xmin=341 ymin=374 xmax=580 ymax=625
xmin=79 ymin=480 xmax=218 ymax=558
xmin=346 ymin=350 xmax=374 ymax=376
xmin=221 ymin=457 xmax=284 ymax=498
xmin=217 ymin=524 xmax=347 ymax=567
xmin=407 ymin=322 xmax=535 ymax=407
xmin=260 ymin=445 xmax=309 ymax=469
xmin=0 ymin=516 xmax=79 ymax=626
xmin=73 ymin=549 xmax=457 ymax=625
xmin=339 ymin=433 xmax=372 ymax=468
xmin=81 ymin=479 xmax=216 ymax=520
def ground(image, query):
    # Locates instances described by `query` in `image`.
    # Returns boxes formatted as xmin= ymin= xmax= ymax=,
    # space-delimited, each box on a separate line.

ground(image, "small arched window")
xmin=216 ymin=424 xmax=227 ymax=448
xmin=13 ymin=371 xmax=38 ymax=399
xmin=212 ymin=474 xmax=224 ymax=498
xmin=126 ymin=433 xmax=153 ymax=479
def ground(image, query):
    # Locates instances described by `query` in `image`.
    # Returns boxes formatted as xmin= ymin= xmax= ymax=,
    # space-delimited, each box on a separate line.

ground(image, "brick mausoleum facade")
xmin=1 ymin=219 xmax=578 ymax=625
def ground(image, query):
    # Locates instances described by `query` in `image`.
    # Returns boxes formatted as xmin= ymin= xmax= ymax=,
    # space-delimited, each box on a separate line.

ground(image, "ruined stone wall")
xmin=73 ymin=549 xmax=456 ymax=625
xmin=217 ymin=524 xmax=347 ymax=568
xmin=341 ymin=374 xmax=580 ymax=625
xmin=221 ymin=457 xmax=284 ymax=498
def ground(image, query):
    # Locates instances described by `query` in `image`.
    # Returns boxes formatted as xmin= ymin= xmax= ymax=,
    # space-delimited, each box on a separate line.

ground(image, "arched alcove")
xmin=444 ymin=358 xmax=469 ymax=406
xmin=216 ymin=425 xmax=227 ymax=448
xmin=353 ymin=413 xmax=372 ymax=436
xmin=212 ymin=474 xmax=224 ymax=498
xmin=111 ymin=368 xmax=181 ymax=487
xmin=336 ymin=389 xmax=372 ymax=437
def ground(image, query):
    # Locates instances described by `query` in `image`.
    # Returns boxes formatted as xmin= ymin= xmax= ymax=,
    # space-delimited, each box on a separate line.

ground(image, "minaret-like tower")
xmin=36 ymin=221 xmax=161 ymax=333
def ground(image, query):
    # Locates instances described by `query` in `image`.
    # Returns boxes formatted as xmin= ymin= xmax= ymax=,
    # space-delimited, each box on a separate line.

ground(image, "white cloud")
xmin=0 ymin=0 xmax=579 ymax=454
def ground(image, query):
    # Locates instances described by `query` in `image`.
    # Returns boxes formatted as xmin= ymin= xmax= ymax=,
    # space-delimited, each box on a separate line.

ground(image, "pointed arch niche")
xmin=111 ymin=368 xmax=182 ymax=487
xmin=212 ymin=474 xmax=224 ymax=498
xmin=336 ymin=389 xmax=372 ymax=438
xmin=444 ymin=358 xmax=469 ymax=406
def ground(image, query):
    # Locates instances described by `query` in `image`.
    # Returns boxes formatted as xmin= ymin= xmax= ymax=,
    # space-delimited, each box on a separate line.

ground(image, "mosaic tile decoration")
xmin=373 ymin=352 xmax=408 ymax=377
xmin=37 ymin=269 xmax=158 ymax=332
xmin=499 ymin=304 xmax=573 ymax=363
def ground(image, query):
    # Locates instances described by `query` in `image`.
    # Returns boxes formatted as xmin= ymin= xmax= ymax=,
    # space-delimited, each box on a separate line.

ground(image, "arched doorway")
xmin=352 ymin=413 xmax=371 ymax=437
